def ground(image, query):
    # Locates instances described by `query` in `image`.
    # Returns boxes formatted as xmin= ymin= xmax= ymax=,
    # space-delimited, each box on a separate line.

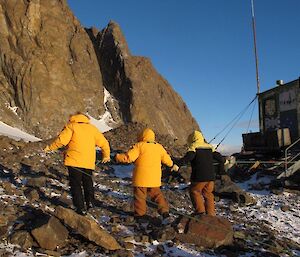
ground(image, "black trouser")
xmin=67 ymin=166 xmax=94 ymax=212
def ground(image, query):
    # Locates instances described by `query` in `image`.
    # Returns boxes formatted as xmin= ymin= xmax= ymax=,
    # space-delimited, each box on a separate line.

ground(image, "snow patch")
xmin=89 ymin=88 xmax=119 ymax=133
xmin=5 ymin=102 xmax=19 ymax=116
xmin=0 ymin=121 xmax=41 ymax=142
xmin=89 ymin=113 xmax=113 ymax=133
xmin=233 ymin=177 xmax=300 ymax=245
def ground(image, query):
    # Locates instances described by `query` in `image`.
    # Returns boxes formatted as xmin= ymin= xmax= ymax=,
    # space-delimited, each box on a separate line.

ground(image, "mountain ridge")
xmin=0 ymin=0 xmax=199 ymax=143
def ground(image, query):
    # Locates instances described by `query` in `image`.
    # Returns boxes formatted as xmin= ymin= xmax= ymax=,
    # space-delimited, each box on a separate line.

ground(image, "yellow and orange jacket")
xmin=47 ymin=114 xmax=110 ymax=170
xmin=115 ymin=128 xmax=173 ymax=187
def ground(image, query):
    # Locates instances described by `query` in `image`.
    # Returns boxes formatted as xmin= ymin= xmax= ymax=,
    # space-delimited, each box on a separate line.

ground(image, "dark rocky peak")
xmin=100 ymin=20 xmax=131 ymax=59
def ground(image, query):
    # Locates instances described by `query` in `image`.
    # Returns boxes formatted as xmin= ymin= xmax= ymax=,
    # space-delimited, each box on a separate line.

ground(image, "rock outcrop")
xmin=55 ymin=206 xmax=121 ymax=250
xmin=31 ymin=216 xmax=69 ymax=251
xmin=93 ymin=21 xmax=199 ymax=142
xmin=176 ymin=215 xmax=233 ymax=248
xmin=0 ymin=0 xmax=199 ymax=142
xmin=0 ymin=0 xmax=105 ymax=139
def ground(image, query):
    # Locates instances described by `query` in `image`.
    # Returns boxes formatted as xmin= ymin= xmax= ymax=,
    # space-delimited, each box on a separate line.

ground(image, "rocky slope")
xmin=0 ymin=127 xmax=299 ymax=256
xmin=0 ymin=0 xmax=199 ymax=142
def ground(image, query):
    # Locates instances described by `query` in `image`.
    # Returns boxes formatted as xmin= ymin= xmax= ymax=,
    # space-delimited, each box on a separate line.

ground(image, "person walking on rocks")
xmin=115 ymin=128 xmax=176 ymax=221
xmin=44 ymin=113 xmax=110 ymax=215
xmin=172 ymin=130 xmax=224 ymax=216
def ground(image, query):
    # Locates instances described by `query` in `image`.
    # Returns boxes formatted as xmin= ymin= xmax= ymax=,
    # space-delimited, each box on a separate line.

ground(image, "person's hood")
xmin=69 ymin=114 xmax=90 ymax=123
xmin=187 ymin=130 xmax=213 ymax=152
xmin=139 ymin=128 xmax=155 ymax=142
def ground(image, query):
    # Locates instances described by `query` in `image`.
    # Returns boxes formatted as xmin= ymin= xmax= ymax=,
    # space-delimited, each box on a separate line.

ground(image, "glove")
xmin=43 ymin=146 xmax=51 ymax=153
xmin=171 ymin=164 xmax=179 ymax=172
xmin=101 ymin=157 xmax=110 ymax=163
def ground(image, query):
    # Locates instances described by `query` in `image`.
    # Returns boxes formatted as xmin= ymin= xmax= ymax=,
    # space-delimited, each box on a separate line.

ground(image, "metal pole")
xmin=251 ymin=0 xmax=260 ymax=94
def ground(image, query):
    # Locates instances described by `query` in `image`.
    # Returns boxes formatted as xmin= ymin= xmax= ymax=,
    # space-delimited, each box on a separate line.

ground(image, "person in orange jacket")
xmin=115 ymin=128 xmax=176 ymax=221
xmin=44 ymin=113 xmax=110 ymax=215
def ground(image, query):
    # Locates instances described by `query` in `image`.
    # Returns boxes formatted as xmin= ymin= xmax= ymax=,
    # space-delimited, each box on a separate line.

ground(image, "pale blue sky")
xmin=68 ymin=0 xmax=300 ymax=147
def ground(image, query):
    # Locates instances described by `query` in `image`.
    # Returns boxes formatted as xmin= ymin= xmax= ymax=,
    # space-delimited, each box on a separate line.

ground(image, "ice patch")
xmin=0 ymin=121 xmax=41 ymax=142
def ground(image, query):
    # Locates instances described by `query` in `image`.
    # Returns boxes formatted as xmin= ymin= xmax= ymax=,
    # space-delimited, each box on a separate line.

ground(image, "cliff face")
xmin=0 ymin=0 xmax=105 ymax=138
xmin=91 ymin=22 xmax=199 ymax=142
xmin=0 ymin=0 xmax=199 ymax=142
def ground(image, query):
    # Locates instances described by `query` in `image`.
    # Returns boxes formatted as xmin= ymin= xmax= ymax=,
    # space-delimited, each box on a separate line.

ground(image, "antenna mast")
xmin=251 ymin=0 xmax=260 ymax=94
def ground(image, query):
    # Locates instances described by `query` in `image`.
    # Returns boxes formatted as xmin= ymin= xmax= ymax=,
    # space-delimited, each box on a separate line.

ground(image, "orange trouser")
xmin=189 ymin=181 xmax=215 ymax=216
xmin=134 ymin=187 xmax=169 ymax=216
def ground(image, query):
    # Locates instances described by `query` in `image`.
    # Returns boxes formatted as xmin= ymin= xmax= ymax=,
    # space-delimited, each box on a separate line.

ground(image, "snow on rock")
xmin=234 ymin=188 xmax=300 ymax=245
xmin=89 ymin=112 xmax=114 ymax=133
xmin=0 ymin=121 xmax=41 ymax=142
xmin=89 ymin=88 xmax=119 ymax=133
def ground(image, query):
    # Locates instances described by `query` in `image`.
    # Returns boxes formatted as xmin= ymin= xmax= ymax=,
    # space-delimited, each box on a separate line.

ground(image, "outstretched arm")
xmin=176 ymin=151 xmax=196 ymax=166
xmin=46 ymin=124 xmax=73 ymax=151
xmin=161 ymin=148 xmax=173 ymax=167
xmin=95 ymin=132 xmax=110 ymax=161
xmin=115 ymin=144 xmax=140 ymax=163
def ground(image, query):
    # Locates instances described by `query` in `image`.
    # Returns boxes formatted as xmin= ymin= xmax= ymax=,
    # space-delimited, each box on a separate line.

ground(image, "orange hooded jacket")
xmin=47 ymin=114 xmax=110 ymax=170
xmin=115 ymin=128 xmax=173 ymax=187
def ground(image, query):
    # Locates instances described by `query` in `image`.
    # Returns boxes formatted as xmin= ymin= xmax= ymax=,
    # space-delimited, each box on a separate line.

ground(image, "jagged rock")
xmin=96 ymin=21 xmax=199 ymax=143
xmin=1 ymin=181 xmax=18 ymax=195
xmin=113 ymin=250 xmax=135 ymax=257
xmin=10 ymin=230 xmax=34 ymax=250
xmin=58 ymin=191 xmax=72 ymax=206
xmin=280 ymin=205 xmax=290 ymax=212
xmin=0 ymin=214 xmax=9 ymax=239
xmin=25 ymin=176 xmax=46 ymax=188
xmin=0 ymin=215 xmax=8 ymax=226
xmin=234 ymin=231 xmax=246 ymax=239
xmin=215 ymin=175 xmax=257 ymax=205
xmin=54 ymin=206 xmax=121 ymax=250
xmin=123 ymin=242 xmax=134 ymax=250
xmin=43 ymin=250 xmax=61 ymax=257
xmin=24 ymin=188 xmax=40 ymax=201
xmin=156 ymin=244 xmax=166 ymax=254
xmin=176 ymin=215 xmax=233 ymax=248
xmin=31 ymin=216 xmax=69 ymax=251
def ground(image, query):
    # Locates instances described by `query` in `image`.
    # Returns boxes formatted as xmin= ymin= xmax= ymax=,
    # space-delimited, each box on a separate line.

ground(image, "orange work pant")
xmin=189 ymin=181 xmax=215 ymax=216
xmin=134 ymin=187 xmax=169 ymax=216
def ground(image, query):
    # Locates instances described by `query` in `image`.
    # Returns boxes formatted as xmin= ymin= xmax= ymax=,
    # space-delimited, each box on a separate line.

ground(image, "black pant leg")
xmin=82 ymin=168 xmax=95 ymax=206
xmin=68 ymin=167 xmax=85 ymax=211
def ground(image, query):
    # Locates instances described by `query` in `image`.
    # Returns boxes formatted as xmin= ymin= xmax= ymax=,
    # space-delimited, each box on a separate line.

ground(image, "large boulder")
xmin=215 ymin=175 xmax=257 ymax=205
xmin=10 ymin=230 xmax=35 ymax=250
xmin=31 ymin=216 xmax=69 ymax=251
xmin=176 ymin=215 xmax=233 ymax=248
xmin=54 ymin=206 xmax=121 ymax=250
